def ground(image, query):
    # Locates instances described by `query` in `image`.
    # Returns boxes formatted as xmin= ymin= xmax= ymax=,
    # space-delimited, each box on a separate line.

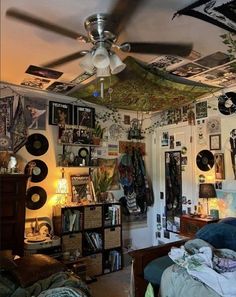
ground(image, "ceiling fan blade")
xmin=120 ymin=42 xmax=193 ymax=57
xmin=106 ymin=0 xmax=144 ymax=36
xmin=6 ymin=8 xmax=88 ymax=42
xmin=43 ymin=51 xmax=86 ymax=68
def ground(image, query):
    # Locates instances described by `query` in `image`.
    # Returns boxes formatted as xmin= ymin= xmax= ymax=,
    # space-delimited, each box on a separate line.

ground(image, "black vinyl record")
xmin=26 ymin=186 xmax=47 ymax=210
xmin=196 ymin=150 xmax=214 ymax=171
xmin=78 ymin=147 xmax=89 ymax=159
xmin=218 ymin=92 xmax=236 ymax=115
xmin=24 ymin=159 xmax=48 ymax=182
xmin=25 ymin=133 xmax=49 ymax=156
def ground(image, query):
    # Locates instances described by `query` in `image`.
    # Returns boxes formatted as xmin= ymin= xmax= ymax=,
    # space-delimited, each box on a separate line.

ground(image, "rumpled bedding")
xmin=0 ymin=271 xmax=90 ymax=297
xmin=159 ymin=239 xmax=236 ymax=297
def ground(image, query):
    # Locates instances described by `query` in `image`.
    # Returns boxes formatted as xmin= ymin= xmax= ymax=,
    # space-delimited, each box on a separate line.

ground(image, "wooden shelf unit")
xmin=53 ymin=202 xmax=122 ymax=276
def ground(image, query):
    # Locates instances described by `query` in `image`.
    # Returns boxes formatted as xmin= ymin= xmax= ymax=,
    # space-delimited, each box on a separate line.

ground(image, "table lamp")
xmin=199 ymin=183 xmax=216 ymax=217
xmin=56 ymin=168 xmax=68 ymax=205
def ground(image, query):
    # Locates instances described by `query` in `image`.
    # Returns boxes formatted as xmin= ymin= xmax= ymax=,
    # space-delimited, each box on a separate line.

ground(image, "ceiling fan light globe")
xmin=96 ymin=66 xmax=110 ymax=77
xmin=92 ymin=47 xmax=110 ymax=68
xmin=79 ymin=52 xmax=94 ymax=74
xmin=110 ymin=54 xmax=126 ymax=74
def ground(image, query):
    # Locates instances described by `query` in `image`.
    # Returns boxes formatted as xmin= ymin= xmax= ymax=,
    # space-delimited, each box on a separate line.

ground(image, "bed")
xmin=129 ymin=218 xmax=236 ymax=297
xmin=0 ymin=252 xmax=91 ymax=297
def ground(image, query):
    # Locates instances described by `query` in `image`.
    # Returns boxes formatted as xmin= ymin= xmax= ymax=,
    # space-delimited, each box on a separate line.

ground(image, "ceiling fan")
xmin=6 ymin=0 xmax=193 ymax=77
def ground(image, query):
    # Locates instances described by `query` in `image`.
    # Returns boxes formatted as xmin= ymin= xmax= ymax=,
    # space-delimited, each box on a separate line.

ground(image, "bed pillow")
xmin=196 ymin=223 xmax=236 ymax=251
xmin=219 ymin=217 xmax=236 ymax=226
xmin=7 ymin=254 xmax=65 ymax=288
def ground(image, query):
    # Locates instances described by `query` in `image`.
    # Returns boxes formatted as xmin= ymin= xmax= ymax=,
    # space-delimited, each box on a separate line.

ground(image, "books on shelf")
xmin=104 ymin=250 xmax=121 ymax=273
xmin=62 ymin=209 xmax=83 ymax=232
xmin=85 ymin=232 xmax=102 ymax=251
xmin=104 ymin=205 xmax=121 ymax=226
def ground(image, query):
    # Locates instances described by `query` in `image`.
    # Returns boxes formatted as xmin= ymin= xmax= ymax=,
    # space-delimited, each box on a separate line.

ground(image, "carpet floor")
xmin=88 ymin=266 xmax=131 ymax=297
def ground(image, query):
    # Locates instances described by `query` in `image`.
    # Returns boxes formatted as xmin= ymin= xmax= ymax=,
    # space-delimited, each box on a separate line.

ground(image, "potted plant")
xmin=92 ymin=122 xmax=105 ymax=145
xmin=92 ymin=169 xmax=113 ymax=202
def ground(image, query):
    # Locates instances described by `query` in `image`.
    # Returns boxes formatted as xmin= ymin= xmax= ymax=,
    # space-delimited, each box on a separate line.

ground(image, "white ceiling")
xmin=0 ymin=0 xmax=233 ymax=93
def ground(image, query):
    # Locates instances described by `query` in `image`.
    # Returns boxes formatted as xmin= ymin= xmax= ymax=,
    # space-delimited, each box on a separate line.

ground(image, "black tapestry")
xmin=174 ymin=0 xmax=236 ymax=33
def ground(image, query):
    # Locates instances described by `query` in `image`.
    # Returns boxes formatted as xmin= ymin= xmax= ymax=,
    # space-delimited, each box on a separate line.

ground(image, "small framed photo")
xmin=74 ymin=106 xmax=95 ymax=128
xmin=209 ymin=134 xmax=221 ymax=150
xmin=49 ymin=101 xmax=72 ymax=126
xmin=214 ymin=153 xmax=225 ymax=180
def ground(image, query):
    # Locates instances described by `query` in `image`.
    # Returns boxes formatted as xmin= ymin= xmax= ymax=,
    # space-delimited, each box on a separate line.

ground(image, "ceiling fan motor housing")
xmin=84 ymin=13 xmax=117 ymax=49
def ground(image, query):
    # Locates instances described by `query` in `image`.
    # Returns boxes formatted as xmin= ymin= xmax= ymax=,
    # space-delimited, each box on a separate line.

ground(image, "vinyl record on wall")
xmin=24 ymin=159 xmax=48 ymax=182
xmin=26 ymin=186 xmax=47 ymax=210
xmin=218 ymin=92 xmax=236 ymax=115
xmin=25 ymin=133 xmax=49 ymax=156
xmin=196 ymin=150 xmax=214 ymax=171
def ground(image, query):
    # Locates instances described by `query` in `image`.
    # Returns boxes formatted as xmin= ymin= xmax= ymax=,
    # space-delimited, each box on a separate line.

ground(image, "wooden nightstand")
xmin=180 ymin=215 xmax=219 ymax=238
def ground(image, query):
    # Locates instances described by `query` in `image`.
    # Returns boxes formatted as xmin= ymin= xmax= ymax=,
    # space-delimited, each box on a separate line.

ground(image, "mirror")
xmin=165 ymin=151 xmax=182 ymax=233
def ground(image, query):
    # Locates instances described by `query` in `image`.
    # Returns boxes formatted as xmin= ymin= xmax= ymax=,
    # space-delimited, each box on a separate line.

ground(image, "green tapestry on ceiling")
xmin=71 ymin=56 xmax=220 ymax=112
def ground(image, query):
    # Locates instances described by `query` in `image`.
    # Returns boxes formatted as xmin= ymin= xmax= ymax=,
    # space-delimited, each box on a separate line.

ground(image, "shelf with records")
xmin=53 ymin=202 xmax=122 ymax=276
xmin=56 ymin=143 xmax=99 ymax=168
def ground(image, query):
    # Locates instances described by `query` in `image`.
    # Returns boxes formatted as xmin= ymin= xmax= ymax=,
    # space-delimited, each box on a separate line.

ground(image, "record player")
xmin=24 ymin=217 xmax=61 ymax=256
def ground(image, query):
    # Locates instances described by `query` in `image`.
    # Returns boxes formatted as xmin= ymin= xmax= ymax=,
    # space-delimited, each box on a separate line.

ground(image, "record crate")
xmin=104 ymin=226 xmax=121 ymax=250
xmin=84 ymin=205 xmax=102 ymax=229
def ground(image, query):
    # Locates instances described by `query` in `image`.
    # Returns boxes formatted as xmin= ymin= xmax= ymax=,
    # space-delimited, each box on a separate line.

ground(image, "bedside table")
xmin=180 ymin=215 xmax=219 ymax=238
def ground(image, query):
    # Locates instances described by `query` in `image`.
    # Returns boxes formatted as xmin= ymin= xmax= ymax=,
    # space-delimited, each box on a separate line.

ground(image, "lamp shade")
xmin=96 ymin=66 xmax=110 ymax=77
xmin=199 ymin=183 xmax=216 ymax=198
xmin=79 ymin=52 xmax=94 ymax=74
xmin=110 ymin=53 xmax=126 ymax=74
xmin=92 ymin=47 xmax=110 ymax=68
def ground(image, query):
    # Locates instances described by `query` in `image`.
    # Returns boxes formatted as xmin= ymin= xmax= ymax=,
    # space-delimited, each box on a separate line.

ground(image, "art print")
xmin=47 ymin=82 xmax=75 ymax=93
xmin=209 ymin=134 xmax=221 ymax=150
xmin=24 ymin=97 xmax=47 ymax=130
xmin=196 ymin=101 xmax=208 ymax=119
xmin=74 ymin=106 xmax=95 ymax=128
xmin=206 ymin=116 xmax=221 ymax=134
xmin=49 ymin=101 xmax=72 ymax=126
xmin=214 ymin=153 xmax=225 ymax=180
xmin=71 ymin=175 xmax=92 ymax=202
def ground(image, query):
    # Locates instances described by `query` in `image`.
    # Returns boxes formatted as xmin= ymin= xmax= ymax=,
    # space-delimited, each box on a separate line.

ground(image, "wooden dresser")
xmin=180 ymin=214 xmax=219 ymax=238
xmin=0 ymin=174 xmax=28 ymax=256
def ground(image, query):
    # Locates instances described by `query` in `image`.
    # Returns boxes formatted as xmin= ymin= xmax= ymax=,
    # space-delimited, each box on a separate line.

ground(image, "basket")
xmin=62 ymin=233 xmax=82 ymax=253
xmin=84 ymin=205 xmax=102 ymax=229
xmin=83 ymin=253 xmax=102 ymax=276
xmin=104 ymin=226 xmax=121 ymax=250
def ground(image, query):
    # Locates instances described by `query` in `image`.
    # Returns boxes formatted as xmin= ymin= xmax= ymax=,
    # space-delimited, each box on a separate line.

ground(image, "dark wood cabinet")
xmin=180 ymin=215 xmax=219 ymax=238
xmin=0 ymin=174 xmax=27 ymax=256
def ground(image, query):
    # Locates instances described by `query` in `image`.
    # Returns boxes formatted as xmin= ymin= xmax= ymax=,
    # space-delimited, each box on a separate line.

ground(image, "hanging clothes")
xmin=118 ymin=147 xmax=154 ymax=214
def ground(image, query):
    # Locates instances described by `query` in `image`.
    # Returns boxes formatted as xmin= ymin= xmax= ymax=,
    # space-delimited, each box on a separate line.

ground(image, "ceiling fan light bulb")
xmin=92 ymin=47 xmax=110 ymax=68
xmin=96 ymin=66 xmax=110 ymax=77
xmin=110 ymin=54 xmax=126 ymax=74
xmin=79 ymin=52 xmax=94 ymax=74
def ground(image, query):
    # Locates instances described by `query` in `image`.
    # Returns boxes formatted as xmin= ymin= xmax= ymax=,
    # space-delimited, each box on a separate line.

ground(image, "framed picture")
xmin=214 ymin=153 xmax=225 ymax=180
xmin=209 ymin=134 xmax=221 ymax=150
xmin=74 ymin=106 xmax=95 ymax=128
xmin=49 ymin=101 xmax=72 ymax=126
xmin=71 ymin=175 xmax=92 ymax=202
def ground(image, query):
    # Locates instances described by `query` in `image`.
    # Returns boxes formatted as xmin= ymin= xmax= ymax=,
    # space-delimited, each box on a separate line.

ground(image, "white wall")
xmin=150 ymin=86 xmax=236 ymax=245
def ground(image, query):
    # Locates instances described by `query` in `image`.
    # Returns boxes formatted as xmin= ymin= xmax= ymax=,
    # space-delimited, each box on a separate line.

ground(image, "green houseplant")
xmin=92 ymin=122 xmax=105 ymax=145
xmin=92 ymin=169 xmax=113 ymax=202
